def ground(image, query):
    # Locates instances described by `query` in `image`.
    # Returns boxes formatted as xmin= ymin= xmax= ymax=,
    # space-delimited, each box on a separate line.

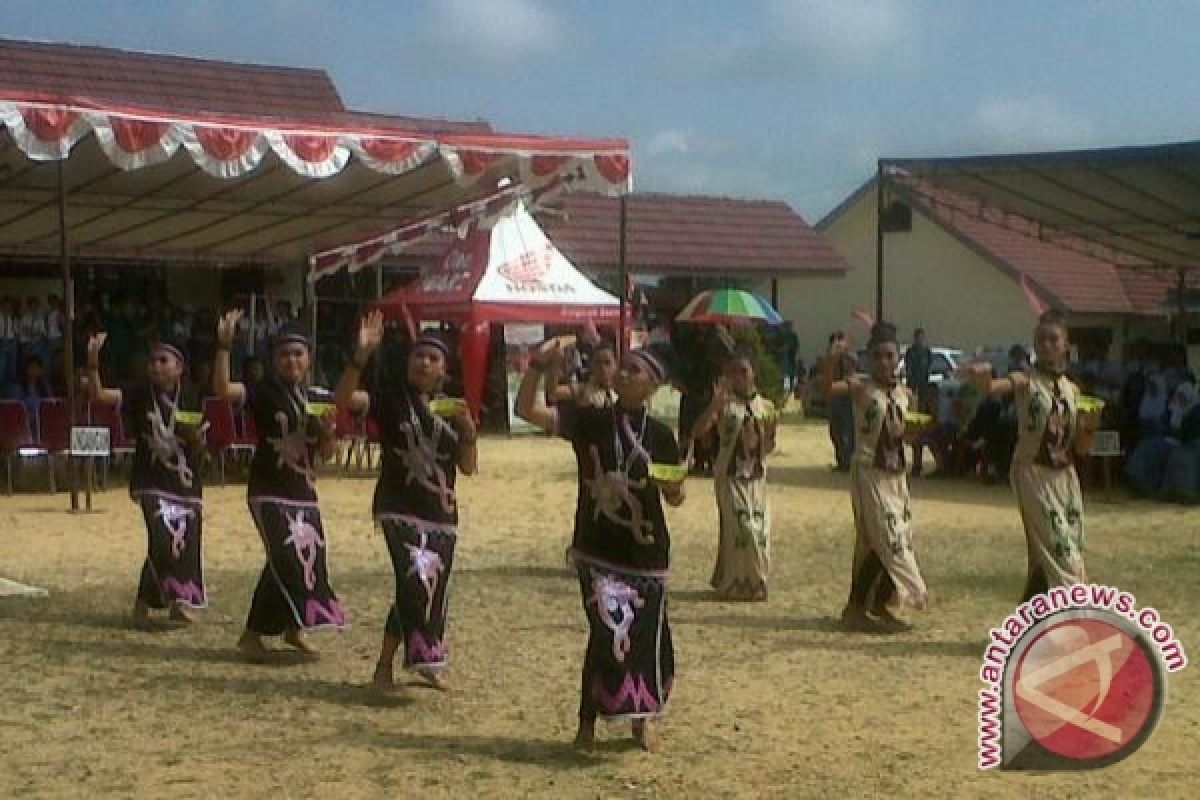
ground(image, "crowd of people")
xmin=814 ymin=326 xmax=1200 ymax=505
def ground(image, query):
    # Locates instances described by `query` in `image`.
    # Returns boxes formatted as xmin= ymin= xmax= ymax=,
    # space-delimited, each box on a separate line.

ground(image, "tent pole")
xmin=875 ymin=160 xmax=885 ymax=323
xmin=58 ymin=161 xmax=79 ymax=512
xmin=1176 ymin=267 xmax=1187 ymax=345
xmin=618 ymin=194 xmax=628 ymax=356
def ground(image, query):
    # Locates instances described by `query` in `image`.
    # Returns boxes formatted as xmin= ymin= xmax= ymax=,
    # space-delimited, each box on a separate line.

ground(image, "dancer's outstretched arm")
xmin=822 ymin=340 xmax=866 ymax=400
xmin=213 ymin=309 xmax=246 ymax=404
xmin=333 ymin=310 xmax=379 ymax=415
xmin=692 ymin=375 xmax=731 ymax=441
xmin=962 ymin=362 xmax=1027 ymax=397
xmin=515 ymin=340 xmax=563 ymax=433
xmin=84 ymin=332 xmax=122 ymax=406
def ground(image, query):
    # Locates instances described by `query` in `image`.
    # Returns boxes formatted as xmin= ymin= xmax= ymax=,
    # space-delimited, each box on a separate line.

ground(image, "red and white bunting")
xmin=0 ymin=99 xmax=632 ymax=191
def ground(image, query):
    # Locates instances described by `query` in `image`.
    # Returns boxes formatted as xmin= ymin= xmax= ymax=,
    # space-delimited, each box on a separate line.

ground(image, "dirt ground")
xmin=1 ymin=421 xmax=1197 ymax=799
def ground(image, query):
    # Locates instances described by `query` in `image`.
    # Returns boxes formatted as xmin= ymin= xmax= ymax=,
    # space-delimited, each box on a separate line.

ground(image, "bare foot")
xmin=371 ymin=661 xmax=396 ymax=692
xmin=871 ymin=608 xmax=914 ymax=633
xmin=840 ymin=606 xmax=883 ymax=633
xmin=632 ymin=719 xmax=659 ymax=753
xmin=416 ymin=667 xmax=452 ymax=693
xmin=237 ymin=630 xmax=273 ymax=662
xmin=131 ymin=599 xmax=154 ymax=630
xmin=168 ymin=602 xmax=197 ymax=625
xmin=573 ymin=720 xmax=596 ymax=752
xmin=284 ymin=629 xmax=320 ymax=659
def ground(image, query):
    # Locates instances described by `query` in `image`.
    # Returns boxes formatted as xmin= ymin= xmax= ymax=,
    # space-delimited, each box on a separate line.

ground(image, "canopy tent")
xmin=881 ymin=142 xmax=1200 ymax=269
xmin=0 ymin=92 xmax=630 ymax=507
xmin=0 ymin=96 xmax=631 ymax=265
xmin=374 ymin=199 xmax=619 ymax=416
xmin=868 ymin=142 xmax=1200 ymax=326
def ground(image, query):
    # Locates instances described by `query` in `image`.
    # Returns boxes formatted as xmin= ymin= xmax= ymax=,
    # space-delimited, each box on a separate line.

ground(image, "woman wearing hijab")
xmin=824 ymin=322 xmax=929 ymax=633
xmin=213 ymin=310 xmax=344 ymax=660
xmin=86 ymin=332 xmax=207 ymax=628
xmin=693 ymin=351 xmax=776 ymax=601
xmin=967 ymin=310 xmax=1099 ymax=602
xmin=1161 ymin=376 xmax=1200 ymax=503
xmin=516 ymin=340 xmax=685 ymax=753
xmin=334 ymin=311 xmax=477 ymax=692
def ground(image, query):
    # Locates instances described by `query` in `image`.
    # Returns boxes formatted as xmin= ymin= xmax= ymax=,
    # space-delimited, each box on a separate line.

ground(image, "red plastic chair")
xmin=36 ymin=399 xmax=73 ymax=493
xmin=0 ymin=400 xmax=42 ymax=494
xmin=87 ymin=401 xmax=136 ymax=488
xmin=335 ymin=405 xmax=367 ymax=472
xmin=203 ymin=397 xmax=256 ymax=484
xmin=363 ymin=416 xmax=381 ymax=469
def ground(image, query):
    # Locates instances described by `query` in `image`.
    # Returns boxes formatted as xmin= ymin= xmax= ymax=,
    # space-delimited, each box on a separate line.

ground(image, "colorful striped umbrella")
xmin=675 ymin=289 xmax=784 ymax=325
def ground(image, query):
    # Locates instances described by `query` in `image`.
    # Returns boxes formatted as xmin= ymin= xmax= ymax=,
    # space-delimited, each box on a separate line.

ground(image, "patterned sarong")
xmin=134 ymin=491 xmax=206 ymax=609
xmin=246 ymin=497 xmax=344 ymax=634
xmin=379 ymin=514 xmax=457 ymax=672
xmin=575 ymin=552 xmax=673 ymax=720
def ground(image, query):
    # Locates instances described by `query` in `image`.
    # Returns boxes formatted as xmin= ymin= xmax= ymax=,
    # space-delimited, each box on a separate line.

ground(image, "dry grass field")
xmin=1 ymin=421 xmax=1197 ymax=798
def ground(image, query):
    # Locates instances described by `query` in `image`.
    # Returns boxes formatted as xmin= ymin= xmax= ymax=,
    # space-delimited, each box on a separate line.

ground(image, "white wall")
xmin=778 ymin=186 xmax=1053 ymax=363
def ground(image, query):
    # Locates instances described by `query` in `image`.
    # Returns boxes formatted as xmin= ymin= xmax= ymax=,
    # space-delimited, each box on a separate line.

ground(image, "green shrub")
xmin=729 ymin=325 xmax=786 ymax=409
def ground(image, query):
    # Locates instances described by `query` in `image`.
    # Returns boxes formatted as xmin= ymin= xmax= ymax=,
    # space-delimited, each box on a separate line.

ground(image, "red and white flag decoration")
xmin=0 ymin=98 xmax=632 ymax=191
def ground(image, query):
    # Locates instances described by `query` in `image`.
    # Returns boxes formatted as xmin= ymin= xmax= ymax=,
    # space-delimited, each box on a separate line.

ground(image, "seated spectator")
xmin=1160 ymin=378 xmax=1200 ymax=504
xmin=6 ymin=355 xmax=54 ymax=432
xmin=1125 ymin=375 xmax=1199 ymax=498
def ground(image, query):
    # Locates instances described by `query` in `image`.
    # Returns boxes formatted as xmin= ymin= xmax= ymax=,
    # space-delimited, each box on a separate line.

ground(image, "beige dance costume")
xmin=1010 ymin=369 xmax=1086 ymax=597
xmin=710 ymin=394 xmax=774 ymax=601
xmin=848 ymin=380 xmax=929 ymax=611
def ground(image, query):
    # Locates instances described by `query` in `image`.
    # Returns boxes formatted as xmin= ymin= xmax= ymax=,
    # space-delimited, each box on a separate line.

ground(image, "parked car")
xmin=898 ymin=346 xmax=963 ymax=387
xmin=803 ymin=346 xmax=963 ymax=418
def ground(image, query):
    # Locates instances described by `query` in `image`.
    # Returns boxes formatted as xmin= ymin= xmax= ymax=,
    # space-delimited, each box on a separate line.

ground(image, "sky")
xmin=4 ymin=0 xmax=1200 ymax=221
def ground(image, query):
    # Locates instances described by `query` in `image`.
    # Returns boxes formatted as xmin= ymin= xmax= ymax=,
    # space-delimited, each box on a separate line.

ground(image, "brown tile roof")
xmin=0 ymin=37 xmax=344 ymax=118
xmin=1118 ymin=267 xmax=1200 ymax=314
xmin=540 ymin=192 xmax=846 ymax=276
xmin=894 ymin=177 xmax=1157 ymax=314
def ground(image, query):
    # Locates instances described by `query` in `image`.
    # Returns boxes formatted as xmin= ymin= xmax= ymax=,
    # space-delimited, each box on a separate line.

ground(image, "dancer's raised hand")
xmin=217 ymin=309 xmax=243 ymax=349
xmin=356 ymin=310 xmax=385 ymax=358
xmin=85 ymin=332 xmax=108 ymax=367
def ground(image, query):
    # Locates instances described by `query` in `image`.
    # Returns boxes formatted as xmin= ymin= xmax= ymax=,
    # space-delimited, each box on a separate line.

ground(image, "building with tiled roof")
xmin=776 ymin=177 xmax=1188 ymax=362
xmin=544 ymin=192 xmax=846 ymax=278
xmin=0 ymin=37 xmax=346 ymax=117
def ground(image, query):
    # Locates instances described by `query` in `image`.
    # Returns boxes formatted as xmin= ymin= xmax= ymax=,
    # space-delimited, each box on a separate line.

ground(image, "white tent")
xmin=380 ymin=199 xmax=619 ymax=323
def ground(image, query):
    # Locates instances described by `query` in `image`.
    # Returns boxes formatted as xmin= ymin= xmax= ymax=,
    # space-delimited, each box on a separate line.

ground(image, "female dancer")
xmin=824 ymin=322 xmax=929 ymax=632
xmin=541 ymin=332 xmax=618 ymax=567
xmin=86 ymin=333 xmax=206 ymax=627
xmin=213 ymin=310 xmax=345 ymax=659
xmin=967 ymin=310 xmax=1097 ymax=600
xmin=333 ymin=311 xmax=477 ymax=692
xmin=543 ymin=336 xmax=618 ymax=410
xmin=517 ymin=340 xmax=685 ymax=753
xmin=694 ymin=352 xmax=776 ymax=601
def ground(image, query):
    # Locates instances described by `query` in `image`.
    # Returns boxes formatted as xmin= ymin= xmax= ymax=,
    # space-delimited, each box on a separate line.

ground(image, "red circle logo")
xmin=1013 ymin=617 xmax=1158 ymax=762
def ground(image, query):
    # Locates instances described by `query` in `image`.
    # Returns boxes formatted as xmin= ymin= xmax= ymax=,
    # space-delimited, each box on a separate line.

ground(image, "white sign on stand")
xmin=70 ymin=426 xmax=111 ymax=457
